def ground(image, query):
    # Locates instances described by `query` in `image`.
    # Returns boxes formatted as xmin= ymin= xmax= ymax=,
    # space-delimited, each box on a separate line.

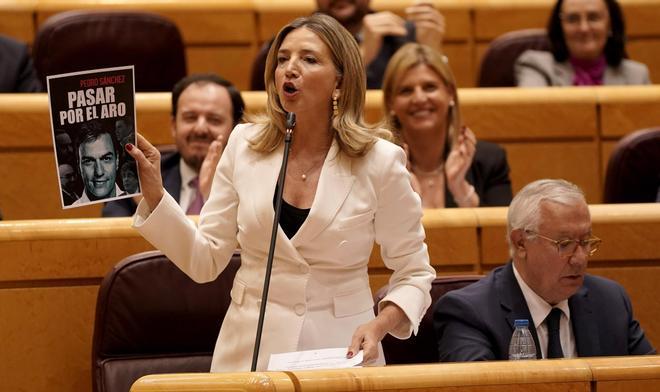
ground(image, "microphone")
xmin=251 ymin=112 xmax=296 ymax=371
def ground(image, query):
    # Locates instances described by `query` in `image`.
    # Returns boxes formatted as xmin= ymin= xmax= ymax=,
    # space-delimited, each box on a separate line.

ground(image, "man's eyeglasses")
xmin=525 ymin=230 xmax=602 ymax=257
xmin=560 ymin=12 xmax=607 ymax=26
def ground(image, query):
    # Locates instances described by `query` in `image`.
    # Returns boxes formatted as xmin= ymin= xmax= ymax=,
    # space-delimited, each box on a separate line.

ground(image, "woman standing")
xmin=383 ymin=43 xmax=512 ymax=208
xmin=127 ymin=14 xmax=435 ymax=371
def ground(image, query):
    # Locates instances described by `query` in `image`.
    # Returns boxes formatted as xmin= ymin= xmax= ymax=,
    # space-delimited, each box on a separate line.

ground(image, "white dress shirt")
xmin=513 ymin=263 xmax=577 ymax=358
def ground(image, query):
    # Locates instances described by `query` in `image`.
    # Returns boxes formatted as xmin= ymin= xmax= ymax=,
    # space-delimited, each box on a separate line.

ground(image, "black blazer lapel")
xmin=497 ymin=262 xmax=543 ymax=359
xmin=569 ymin=285 xmax=599 ymax=356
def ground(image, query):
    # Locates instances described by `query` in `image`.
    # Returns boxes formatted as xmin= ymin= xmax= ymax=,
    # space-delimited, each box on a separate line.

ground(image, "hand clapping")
xmin=445 ymin=126 xmax=478 ymax=207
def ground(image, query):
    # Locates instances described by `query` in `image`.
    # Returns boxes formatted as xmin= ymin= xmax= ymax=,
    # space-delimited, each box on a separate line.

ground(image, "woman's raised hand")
xmin=125 ymin=133 xmax=165 ymax=212
xmin=445 ymin=126 xmax=478 ymax=206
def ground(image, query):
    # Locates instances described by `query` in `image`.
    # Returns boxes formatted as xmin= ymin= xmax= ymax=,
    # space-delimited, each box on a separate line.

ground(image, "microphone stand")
xmin=251 ymin=112 xmax=296 ymax=371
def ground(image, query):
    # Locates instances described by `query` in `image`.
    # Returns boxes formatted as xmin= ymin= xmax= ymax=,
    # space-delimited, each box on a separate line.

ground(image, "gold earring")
xmin=332 ymin=94 xmax=339 ymax=117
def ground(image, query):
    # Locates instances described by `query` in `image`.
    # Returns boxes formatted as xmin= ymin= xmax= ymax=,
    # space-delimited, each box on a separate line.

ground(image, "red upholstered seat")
xmin=92 ymin=250 xmax=240 ymax=392
xmin=478 ymin=29 xmax=550 ymax=87
xmin=604 ymin=128 xmax=660 ymax=203
xmin=33 ymin=11 xmax=186 ymax=92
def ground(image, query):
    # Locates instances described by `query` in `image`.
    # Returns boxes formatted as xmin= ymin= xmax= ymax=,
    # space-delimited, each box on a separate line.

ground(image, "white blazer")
xmin=133 ymin=123 xmax=435 ymax=371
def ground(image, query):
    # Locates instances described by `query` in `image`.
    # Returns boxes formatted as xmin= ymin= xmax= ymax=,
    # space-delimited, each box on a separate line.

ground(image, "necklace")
xmin=296 ymin=157 xmax=325 ymax=181
xmin=412 ymin=164 xmax=444 ymax=187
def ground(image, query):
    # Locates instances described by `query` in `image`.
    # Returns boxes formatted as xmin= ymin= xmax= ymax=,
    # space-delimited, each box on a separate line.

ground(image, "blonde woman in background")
xmin=383 ymin=43 xmax=512 ymax=208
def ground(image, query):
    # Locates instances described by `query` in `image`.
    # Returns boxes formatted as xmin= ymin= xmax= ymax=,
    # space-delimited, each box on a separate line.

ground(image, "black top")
xmin=279 ymin=199 xmax=310 ymax=239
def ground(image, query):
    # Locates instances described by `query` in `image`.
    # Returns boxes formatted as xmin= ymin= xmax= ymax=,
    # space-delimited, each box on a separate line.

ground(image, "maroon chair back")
xmin=33 ymin=10 xmax=186 ymax=92
xmin=477 ymin=29 xmax=550 ymax=87
xmin=92 ymin=250 xmax=240 ymax=392
xmin=374 ymin=275 xmax=483 ymax=364
xmin=604 ymin=128 xmax=660 ymax=203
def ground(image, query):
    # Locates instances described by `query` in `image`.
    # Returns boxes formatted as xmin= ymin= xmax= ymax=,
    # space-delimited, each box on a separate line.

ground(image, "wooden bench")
xmin=5 ymin=86 xmax=660 ymax=219
xmin=130 ymin=356 xmax=660 ymax=392
xmin=3 ymin=0 xmax=660 ymax=89
xmin=1 ymin=204 xmax=659 ymax=392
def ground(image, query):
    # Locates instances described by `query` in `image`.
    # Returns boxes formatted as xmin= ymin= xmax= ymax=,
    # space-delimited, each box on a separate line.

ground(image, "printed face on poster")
xmin=47 ymin=66 xmax=140 ymax=208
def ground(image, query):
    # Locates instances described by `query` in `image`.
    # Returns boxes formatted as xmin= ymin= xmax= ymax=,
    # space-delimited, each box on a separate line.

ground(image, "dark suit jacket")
xmin=433 ymin=262 xmax=655 ymax=361
xmin=102 ymin=152 xmax=182 ymax=217
xmin=0 ymin=35 xmax=42 ymax=92
xmin=445 ymin=140 xmax=512 ymax=207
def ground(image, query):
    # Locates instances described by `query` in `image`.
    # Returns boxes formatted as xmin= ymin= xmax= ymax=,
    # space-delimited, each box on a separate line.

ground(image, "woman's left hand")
xmin=347 ymin=303 xmax=407 ymax=365
xmin=445 ymin=126 xmax=477 ymax=202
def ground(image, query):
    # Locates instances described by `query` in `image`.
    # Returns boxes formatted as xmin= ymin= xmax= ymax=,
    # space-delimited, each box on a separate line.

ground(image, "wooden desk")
xmin=130 ymin=356 xmax=660 ymax=392
xmin=4 ymin=86 xmax=659 ymax=219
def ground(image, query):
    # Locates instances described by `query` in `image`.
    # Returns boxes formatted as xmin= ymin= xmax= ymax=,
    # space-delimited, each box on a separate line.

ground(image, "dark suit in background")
xmin=0 ymin=35 xmax=42 ymax=92
xmin=102 ymin=152 xmax=182 ymax=217
xmin=433 ymin=262 xmax=655 ymax=361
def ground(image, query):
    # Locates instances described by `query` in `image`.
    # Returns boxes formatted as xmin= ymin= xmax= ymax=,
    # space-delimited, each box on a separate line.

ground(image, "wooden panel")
xmin=600 ymin=140 xmax=617 ymax=183
xmin=187 ymin=46 xmax=256 ymax=92
xmin=132 ymin=372 xmax=296 ymax=392
xmin=253 ymin=0 xmax=314 ymax=43
xmin=597 ymin=380 xmax=660 ymax=392
xmin=35 ymin=1 xmax=257 ymax=44
xmin=621 ymin=1 xmax=660 ymax=36
xmin=588 ymin=266 xmax=660 ymax=352
xmin=590 ymin=204 xmax=660 ymax=261
xmin=368 ymin=208 xmax=480 ymax=272
xmin=598 ymin=86 xmax=660 ymax=138
xmin=590 ymin=354 xmax=660 ymax=379
xmin=502 ymin=142 xmax=601 ymax=202
xmin=0 ymin=285 xmax=98 ymax=392
xmin=0 ymin=152 xmax=102 ymax=220
xmin=288 ymin=361 xmax=591 ymax=391
xmin=0 ymin=94 xmax=52 ymax=147
xmin=444 ymin=42 xmax=474 ymax=88
xmin=461 ymin=88 xmax=598 ymax=140
xmin=478 ymin=203 xmax=660 ymax=263
xmin=627 ymin=39 xmax=660 ymax=86
xmin=161 ymin=11 xmax=256 ymax=45
xmin=0 ymin=7 xmax=36 ymax=43
xmin=0 ymin=237 xmax=152 ymax=282
xmin=472 ymin=2 xmax=551 ymax=41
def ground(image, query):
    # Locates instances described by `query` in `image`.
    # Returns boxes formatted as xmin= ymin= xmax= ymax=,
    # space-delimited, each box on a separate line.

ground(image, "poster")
xmin=47 ymin=66 xmax=140 ymax=208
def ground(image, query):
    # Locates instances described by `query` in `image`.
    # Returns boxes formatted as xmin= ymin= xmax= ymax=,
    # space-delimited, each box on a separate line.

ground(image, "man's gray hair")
xmin=506 ymin=179 xmax=586 ymax=256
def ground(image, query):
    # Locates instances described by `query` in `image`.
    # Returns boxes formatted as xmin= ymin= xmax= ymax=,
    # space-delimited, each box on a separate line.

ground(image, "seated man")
xmin=433 ymin=179 xmax=655 ymax=361
xmin=102 ymin=73 xmax=244 ymax=216
xmin=250 ymin=0 xmax=444 ymax=90
xmin=0 ymin=34 xmax=42 ymax=92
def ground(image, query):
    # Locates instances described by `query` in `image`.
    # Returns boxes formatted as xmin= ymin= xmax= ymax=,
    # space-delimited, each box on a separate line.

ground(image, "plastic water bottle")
xmin=508 ymin=319 xmax=537 ymax=360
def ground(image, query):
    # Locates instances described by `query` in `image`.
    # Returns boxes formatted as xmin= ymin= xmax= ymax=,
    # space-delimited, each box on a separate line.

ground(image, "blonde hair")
xmin=382 ymin=43 xmax=460 ymax=150
xmin=249 ymin=13 xmax=391 ymax=157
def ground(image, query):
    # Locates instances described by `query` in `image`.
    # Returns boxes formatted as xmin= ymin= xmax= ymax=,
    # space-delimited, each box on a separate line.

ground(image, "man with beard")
xmin=250 ymin=0 xmax=445 ymax=90
xmin=433 ymin=179 xmax=655 ymax=361
xmin=102 ymin=74 xmax=245 ymax=216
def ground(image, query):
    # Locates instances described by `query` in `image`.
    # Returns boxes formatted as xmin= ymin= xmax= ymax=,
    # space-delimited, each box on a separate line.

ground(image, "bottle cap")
xmin=514 ymin=319 xmax=529 ymax=327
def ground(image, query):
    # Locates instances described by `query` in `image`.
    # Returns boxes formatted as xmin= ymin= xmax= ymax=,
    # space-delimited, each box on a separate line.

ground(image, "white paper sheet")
xmin=267 ymin=348 xmax=364 ymax=371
